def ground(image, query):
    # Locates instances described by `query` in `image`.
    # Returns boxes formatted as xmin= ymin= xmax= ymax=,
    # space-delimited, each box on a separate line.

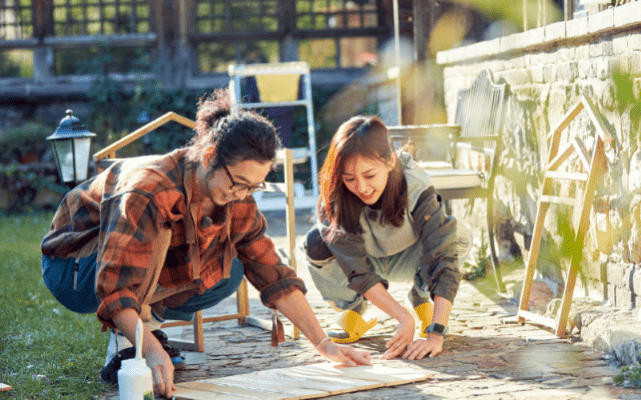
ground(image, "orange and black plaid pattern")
xmin=42 ymin=149 xmax=305 ymax=329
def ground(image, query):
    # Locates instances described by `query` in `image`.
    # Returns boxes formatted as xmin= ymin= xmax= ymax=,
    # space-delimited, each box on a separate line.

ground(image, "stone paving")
xmin=103 ymin=209 xmax=641 ymax=400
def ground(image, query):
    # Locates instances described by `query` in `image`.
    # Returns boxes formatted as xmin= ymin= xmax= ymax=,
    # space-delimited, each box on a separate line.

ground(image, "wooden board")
xmin=0 ymin=383 xmax=11 ymax=391
xmin=174 ymin=363 xmax=433 ymax=400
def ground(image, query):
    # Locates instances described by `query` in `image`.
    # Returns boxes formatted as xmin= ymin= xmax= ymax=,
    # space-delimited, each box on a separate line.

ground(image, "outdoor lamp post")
xmin=47 ymin=109 xmax=96 ymax=186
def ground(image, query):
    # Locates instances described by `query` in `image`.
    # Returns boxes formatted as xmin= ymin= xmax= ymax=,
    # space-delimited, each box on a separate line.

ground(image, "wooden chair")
xmin=517 ymin=96 xmax=612 ymax=338
xmin=229 ymin=62 xmax=319 ymax=205
xmin=93 ymin=112 xmax=299 ymax=352
xmin=388 ymin=68 xmax=508 ymax=293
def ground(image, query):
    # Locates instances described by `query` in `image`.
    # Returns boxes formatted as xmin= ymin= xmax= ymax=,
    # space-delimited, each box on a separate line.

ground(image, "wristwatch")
xmin=425 ymin=323 xmax=448 ymax=337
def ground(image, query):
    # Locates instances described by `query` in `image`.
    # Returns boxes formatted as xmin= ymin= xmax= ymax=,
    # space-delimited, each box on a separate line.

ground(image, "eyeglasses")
xmin=222 ymin=164 xmax=267 ymax=194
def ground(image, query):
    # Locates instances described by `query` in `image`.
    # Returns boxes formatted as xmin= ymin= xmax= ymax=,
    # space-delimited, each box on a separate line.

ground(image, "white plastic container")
xmin=118 ymin=358 xmax=154 ymax=400
xmin=118 ymin=319 xmax=154 ymax=400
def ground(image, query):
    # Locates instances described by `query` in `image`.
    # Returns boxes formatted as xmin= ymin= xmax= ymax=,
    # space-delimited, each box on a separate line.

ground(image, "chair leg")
xmin=237 ymin=278 xmax=249 ymax=325
xmin=192 ymin=310 xmax=204 ymax=352
xmin=487 ymin=194 xmax=507 ymax=294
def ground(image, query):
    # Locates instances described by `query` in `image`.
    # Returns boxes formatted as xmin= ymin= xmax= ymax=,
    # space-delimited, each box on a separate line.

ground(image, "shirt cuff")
xmin=347 ymin=274 xmax=389 ymax=296
xmin=260 ymin=277 xmax=307 ymax=308
xmin=97 ymin=290 xmax=141 ymax=330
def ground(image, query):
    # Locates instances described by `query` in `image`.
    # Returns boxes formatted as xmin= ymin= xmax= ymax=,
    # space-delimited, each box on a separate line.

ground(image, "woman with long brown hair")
xmin=303 ymin=115 xmax=466 ymax=360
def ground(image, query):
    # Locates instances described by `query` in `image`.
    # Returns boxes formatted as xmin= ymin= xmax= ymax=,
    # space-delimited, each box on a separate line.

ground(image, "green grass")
xmin=0 ymin=212 xmax=112 ymax=399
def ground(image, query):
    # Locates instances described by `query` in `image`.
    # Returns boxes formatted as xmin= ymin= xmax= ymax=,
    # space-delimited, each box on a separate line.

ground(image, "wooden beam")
xmin=546 ymin=142 xmax=575 ymax=172
xmin=93 ymin=112 xmax=195 ymax=162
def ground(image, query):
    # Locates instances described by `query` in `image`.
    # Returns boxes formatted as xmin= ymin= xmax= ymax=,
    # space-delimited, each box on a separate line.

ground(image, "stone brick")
xmin=506 ymin=68 xmax=531 ymax=86
xmin=607 ymin=263 xmax=630 ymax=288
xmin=634 ymin=78 xmax=641 ymax=102
xmin=500 ymin=34 xmax=517 ymax=54
xmin=567 ymin=17 xmax=588 ymax=38
xmin=632 ymin=268 xmax=641 ymax=296
xmin=575 ymin=44 xmax=590 ymax=59
xmin=630 ymin=33 xmax=641 ymax=52
xmin=614 ymin=2 xmax=641 ymax=29
xmin=557 ymin=62 xmax=578 ymax=82
xmin=631 ymin=51 xmax=641 ymax=75
xmin=613 ymin=35 xmax=630 ymax=55
xmin=543 ymin=64 xmax=557 ymax=82
xmin=588 ymin=8 xmax=614 ymax=35
xmin=597 ymin=57 xmax=610 ymax=80
xmin=611 ymin=54 xmax=630 ymax=75
xmin=545 ymin=21 xmax=566 ymax=43
xmin=578 ymin=60 xmax=589 ymax=79
xmin=531 ymin=65 xmax=544 ymax=83
xmin=615 ymin=285 xmax=634 ymax=309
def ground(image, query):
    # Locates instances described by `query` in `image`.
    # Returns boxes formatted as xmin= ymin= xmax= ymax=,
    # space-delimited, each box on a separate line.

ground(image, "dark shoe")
xmin=100 ymin=330 xmax=185 ymax=385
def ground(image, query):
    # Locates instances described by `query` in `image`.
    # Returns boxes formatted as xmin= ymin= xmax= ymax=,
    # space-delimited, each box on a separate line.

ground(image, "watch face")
xmin=427 ymin=323 xmax=447 ymax=335
xmin=431 ymin=324 xmax=445 ymax=334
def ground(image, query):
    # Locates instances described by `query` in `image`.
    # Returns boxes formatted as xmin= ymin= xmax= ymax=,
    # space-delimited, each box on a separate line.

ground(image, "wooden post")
xmin=32 ymin=0 xmax=54 ymax=82
xmin=412 ymin=0 xmax=435 ymax=125
xmin=279 ymin=0 xmax=298 ymax=62
xmin=178 ymin=0 xmax=197 ymax=85
xmin=564 ymin=0 xmax=574 ymax=21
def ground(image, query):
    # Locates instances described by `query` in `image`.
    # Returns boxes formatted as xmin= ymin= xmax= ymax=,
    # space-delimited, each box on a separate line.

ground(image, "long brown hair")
xmin=318 ymin=116 xmax=407 ymax=242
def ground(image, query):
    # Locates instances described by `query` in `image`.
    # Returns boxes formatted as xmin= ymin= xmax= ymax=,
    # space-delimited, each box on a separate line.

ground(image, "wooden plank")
xmin=174 ymin=364 xmax=433 ymax=400
xmin=555 ymin=138 xmax=606 ymax=338
xmin=572 ymin=137 xmax=591 ymax=170
xmin=544 ymin=171 xmax=588 ymax=181
xmin=208 ymin=374 xmax=325 ymax=398
xmin=0 ymin=383 xmax=11 ymax=391
xmin=581 ymin=97 xmax=613 ymax=144
xmin=93 ymin=112 xmax=195 ymax=161
xmin=173 ymin=387 xmax=242 ymax=400
xmin=546 ymin=142 xmax=575 ymax=172
xmin=546 ymin=101 xmax=585 ymax=143
xmin=516 ymin=310 xmax=556 ymax=330
xmin=539 ymin=195 xmax=581 ymax=207
xmin=177 ymin=381 xmax=283 ymax=399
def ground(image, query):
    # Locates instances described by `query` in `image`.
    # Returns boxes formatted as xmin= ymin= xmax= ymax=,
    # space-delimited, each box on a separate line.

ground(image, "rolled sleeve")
xmin=234 ymin=204 xmax=307 ymax=309
xmin=412 ymin=187 xmax=461 ymax=304
xmin=322 ymin=224 xmax=389 ymax=296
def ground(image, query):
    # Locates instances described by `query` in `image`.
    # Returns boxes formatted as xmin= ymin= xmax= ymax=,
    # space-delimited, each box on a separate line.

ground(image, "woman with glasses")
xmin=41 ymin=88 xmax=371 ymax=399
xmin=303 ymin=115 xmax=465 ymax=362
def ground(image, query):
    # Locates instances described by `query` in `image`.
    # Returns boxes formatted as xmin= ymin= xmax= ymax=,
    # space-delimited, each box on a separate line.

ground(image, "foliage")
xmin=0 ymin=213 xmax=111 ymax=399
xmin=614 ymin=356 xmax=641 ymax=388
xmin=0 ymin=122 xmax=54 ymax=164
xmin=462 ymin=231 xmax=489 ymax=281
xmin=77 ymin=44 xmax=204 ymax=156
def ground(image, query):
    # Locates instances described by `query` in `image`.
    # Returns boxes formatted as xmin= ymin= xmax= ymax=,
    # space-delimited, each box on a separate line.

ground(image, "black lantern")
xmin=47 ymin=109 xmax=96 ymax=185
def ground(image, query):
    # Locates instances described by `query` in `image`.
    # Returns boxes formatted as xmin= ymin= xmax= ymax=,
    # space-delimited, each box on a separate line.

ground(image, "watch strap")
xmin=425 ymin=323 xmax=448 ymax=337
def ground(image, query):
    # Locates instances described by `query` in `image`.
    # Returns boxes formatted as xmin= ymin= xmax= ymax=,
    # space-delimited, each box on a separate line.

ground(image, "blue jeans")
xmin=42 ymin=253 xmax=244 ymax=321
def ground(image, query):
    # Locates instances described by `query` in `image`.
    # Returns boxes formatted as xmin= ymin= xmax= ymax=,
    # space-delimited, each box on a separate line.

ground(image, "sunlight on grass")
xmin=0 ymin=212 xmax=112 ymax=399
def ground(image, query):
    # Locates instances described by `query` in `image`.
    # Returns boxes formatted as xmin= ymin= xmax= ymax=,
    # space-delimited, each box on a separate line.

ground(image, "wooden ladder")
xmin=517 ymin=96 xmax=612 ymax=338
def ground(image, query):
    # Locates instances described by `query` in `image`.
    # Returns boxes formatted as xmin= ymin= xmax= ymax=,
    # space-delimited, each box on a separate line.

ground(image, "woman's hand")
xmin=382 ymin=313 xmax=415 ymax=360
xmin=145 ymin=347 xmax=176 ymax=398
xmin=316 ymin=338 xmax=372 ymax=367
xmin=402 ymin=333 xmax=444 ymax=360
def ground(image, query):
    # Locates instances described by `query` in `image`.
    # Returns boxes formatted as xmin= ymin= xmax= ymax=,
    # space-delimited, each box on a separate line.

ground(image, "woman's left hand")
xmin=316 ymin=339 xmax=372 ymax=367
xmin=402 ymin=333 xmax=444 ymax=360
xmin=382 ymin=314 xmax=415 ymax=360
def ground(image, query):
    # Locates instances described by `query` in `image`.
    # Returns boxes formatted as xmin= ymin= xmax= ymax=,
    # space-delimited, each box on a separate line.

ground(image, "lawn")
xmin=0 ymin=212 xmax=111 ymax=399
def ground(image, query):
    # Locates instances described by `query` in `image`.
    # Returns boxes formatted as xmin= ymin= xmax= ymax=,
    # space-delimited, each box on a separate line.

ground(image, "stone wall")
xmin=436 ymin=2 xmax=641 ymax=308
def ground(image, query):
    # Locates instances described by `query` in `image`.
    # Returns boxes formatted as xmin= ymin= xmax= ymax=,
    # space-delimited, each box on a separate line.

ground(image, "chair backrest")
xmin=454 ymin=68 xmax=506 ymax=156
xmin=228 ymin=62 xmax=319 ymax=202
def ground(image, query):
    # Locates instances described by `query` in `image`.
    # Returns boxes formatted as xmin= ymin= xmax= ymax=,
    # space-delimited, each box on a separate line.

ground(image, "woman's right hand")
xmin=145 ymin=345 xmax=176 ymax=399
xmin=382 ymin=313 xmax=415 ymax=360
xmin=316 ymin=338 xmax=372 ymax=367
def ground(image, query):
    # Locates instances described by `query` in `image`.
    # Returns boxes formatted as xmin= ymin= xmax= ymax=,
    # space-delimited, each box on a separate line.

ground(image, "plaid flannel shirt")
xmin=41 ymin=149 xmax=305 ymax=329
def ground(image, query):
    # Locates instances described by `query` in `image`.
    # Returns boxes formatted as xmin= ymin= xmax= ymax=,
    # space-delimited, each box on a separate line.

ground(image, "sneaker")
xmin=100 ymin=329 xmax=185 ymax=385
